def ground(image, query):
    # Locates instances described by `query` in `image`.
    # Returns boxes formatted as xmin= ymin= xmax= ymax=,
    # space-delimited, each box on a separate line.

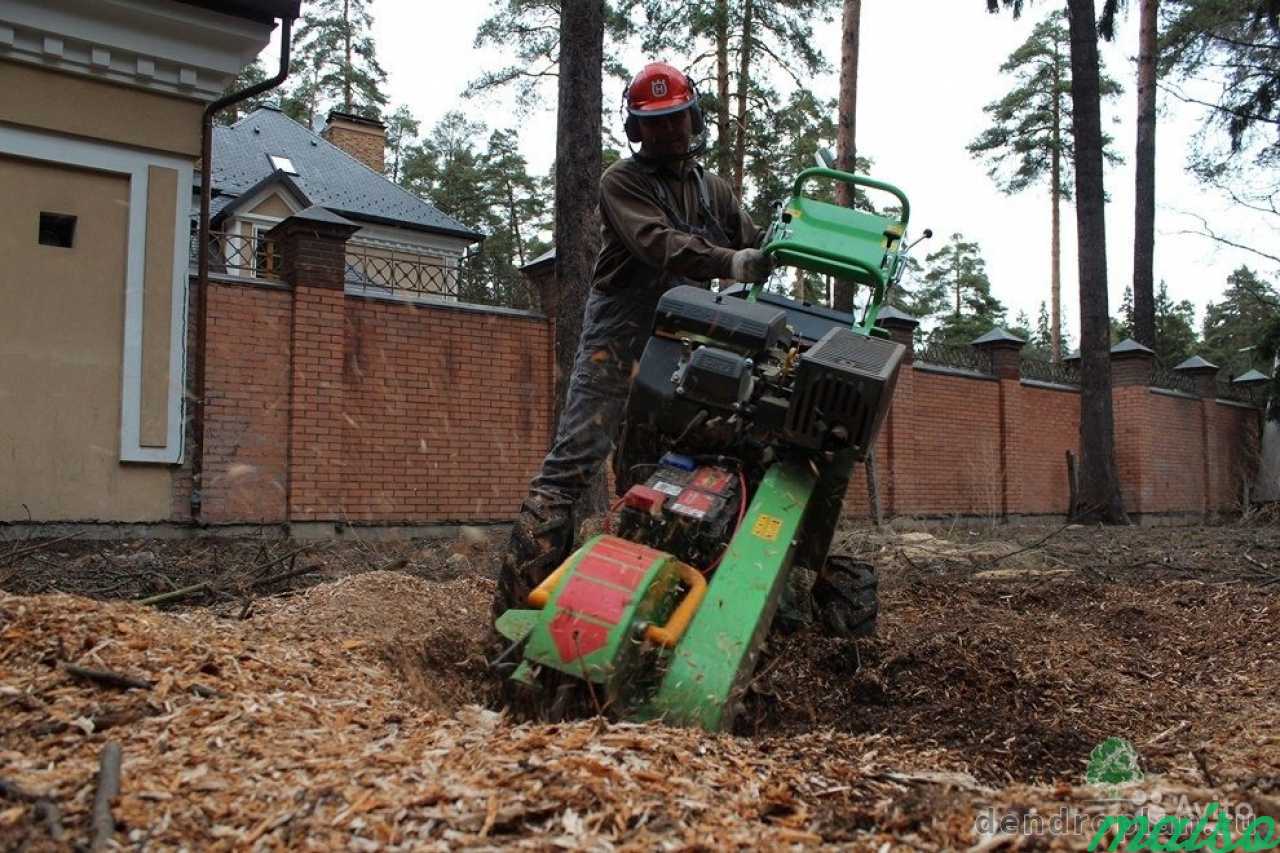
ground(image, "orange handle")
xmin=645 ymin=562 xmax=707 ymax=648
xmin=527 ymin=562 xmax=569 ymax=608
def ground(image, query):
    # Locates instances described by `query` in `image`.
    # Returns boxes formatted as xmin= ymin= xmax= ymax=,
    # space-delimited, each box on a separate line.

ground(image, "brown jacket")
xmin=592 ymin=155 xmax=762 ymax=294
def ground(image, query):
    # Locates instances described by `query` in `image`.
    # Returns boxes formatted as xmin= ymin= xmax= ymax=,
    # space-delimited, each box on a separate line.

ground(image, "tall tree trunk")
xmin=715 ymin=0 xmax=732 ymax=178
xmin=1132 ymin=0 xmax=1158 ymax=348
xmin=955 ymin=261 xmax=962 ymax=316
xmin=506 ymin=179 xmax=525 ymax=267
xmin=832 ymin=0 xmax=862 ymax=314
xmin=733 ymin=0 xmax=753 ymax=197
xmin=554 ymin=0 xmax=605 ymax=510
xmin=342 ymin=0 xmax=353 ymax=111
xmin=1051 ymin=34 xmax=1063 ymax=362
xmin=1066 ymin=0 xmax=1127 ymax=524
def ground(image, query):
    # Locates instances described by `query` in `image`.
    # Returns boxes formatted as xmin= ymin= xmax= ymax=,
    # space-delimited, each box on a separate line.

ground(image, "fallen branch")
xmin=250 ymin=562 xmax=321 ymax=591
xmin=135 ymin=580 xmax=213 ymax=607
xmin=1193 ymin=748 xmax=1219 ymax=788
xmin=970 ymin=523 xmax=1072 ymax=572
xmin=250 ymin=543 xmax=323 ymax=579
xmin=90 ymin=742 xmax=122 ymax=852
xmin=137 ymin=561 xmax=322 ymax=608
xmin=1 ymin=530 xmax=85 ymax=563
xmin=0 ymin=778 xmax=41 ymax=801
xmin=64 ymin=663 xmax=153 ymax=692
xmin=0 ymin=779 xmax=63 ymax=842
xmin=35 ymin=798 xmax=64 ymax=842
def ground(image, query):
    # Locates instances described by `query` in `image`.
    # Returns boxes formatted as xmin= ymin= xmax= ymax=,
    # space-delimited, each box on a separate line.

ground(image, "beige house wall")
xmin=0 ymin=63 xmax=202 ymax=158
xmin=0 ymin=155 xmax=172 ymax=520
xmin=248 ymin=193 xmax=294 ymax=219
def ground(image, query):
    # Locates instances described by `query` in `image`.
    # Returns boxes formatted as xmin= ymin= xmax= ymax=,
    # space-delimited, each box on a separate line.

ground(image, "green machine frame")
xmin=495 ymin=167 xmax=914 ymax=731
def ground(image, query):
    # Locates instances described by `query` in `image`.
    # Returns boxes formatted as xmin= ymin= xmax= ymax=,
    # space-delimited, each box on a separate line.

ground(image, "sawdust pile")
xmin=1 ymin=585 xmax=978 ymax=850
xmin=5 ymin=523 xmax=1280 ymax=849
xmin=257 ymin=571 xmax=497 ymax=710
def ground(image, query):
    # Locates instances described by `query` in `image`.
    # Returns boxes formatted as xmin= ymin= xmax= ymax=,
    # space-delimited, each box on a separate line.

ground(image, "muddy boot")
xmin=812 ymin=555 xmax=878 ymax=638
xmin=491 ymin=496 xmax=575 ymax=622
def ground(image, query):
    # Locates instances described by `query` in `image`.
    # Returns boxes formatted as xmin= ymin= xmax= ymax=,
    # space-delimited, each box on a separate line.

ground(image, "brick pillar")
xmin=1111 ymin=339 xmax=1156 ymax=516
xmin=1111 ymin=339 xmax=1155 ymax=387
xmin=266 ymin=207 xmax=360 ymax=523
xmin=973 ymin=329 xmax=1026 ymax=518
xmin=1175 ymin=355 xmax=1222 ymax=518
xmin=876 ymin=308 xmax=919 ymax=516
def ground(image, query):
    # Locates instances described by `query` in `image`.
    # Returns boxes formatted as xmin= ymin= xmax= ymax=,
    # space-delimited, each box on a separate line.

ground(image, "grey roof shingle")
xmin=210 ymin=106 xmax=483 ymax=241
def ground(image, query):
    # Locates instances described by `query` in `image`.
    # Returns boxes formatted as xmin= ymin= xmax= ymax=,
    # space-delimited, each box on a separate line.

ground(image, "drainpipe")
xmin=191 ymin=18 xmax=292 ymax=521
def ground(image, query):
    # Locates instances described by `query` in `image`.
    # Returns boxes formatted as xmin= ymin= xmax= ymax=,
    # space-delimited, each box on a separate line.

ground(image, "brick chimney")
xmin=320 ymin=109 xmax=386 ymax=173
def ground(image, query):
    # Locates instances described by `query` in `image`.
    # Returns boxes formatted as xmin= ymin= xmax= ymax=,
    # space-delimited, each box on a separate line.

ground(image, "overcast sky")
xmin=265 ymin=2 xmax=1273 ymax=341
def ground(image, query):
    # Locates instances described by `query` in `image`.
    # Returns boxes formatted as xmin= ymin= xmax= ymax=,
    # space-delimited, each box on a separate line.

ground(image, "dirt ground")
xmin=2 ymin=517 xmax=1279 ymax=850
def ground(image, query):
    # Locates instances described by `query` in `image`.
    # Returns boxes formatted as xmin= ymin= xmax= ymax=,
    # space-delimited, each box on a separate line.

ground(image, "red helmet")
xmin=626 ymin=62 xmax=697 ymax=117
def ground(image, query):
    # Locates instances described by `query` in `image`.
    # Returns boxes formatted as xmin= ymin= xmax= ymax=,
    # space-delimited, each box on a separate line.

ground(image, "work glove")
xmin=730 ymin=248 xmax=775 ymax=284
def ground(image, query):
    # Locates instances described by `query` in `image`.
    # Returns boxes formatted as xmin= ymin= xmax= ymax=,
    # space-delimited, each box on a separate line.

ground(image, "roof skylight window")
xmin=268 ymin=154 xmax=297 ymax=174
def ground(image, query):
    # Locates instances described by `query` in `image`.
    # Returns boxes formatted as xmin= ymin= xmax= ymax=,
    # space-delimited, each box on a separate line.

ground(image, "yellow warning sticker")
xmin=752 ymin=514 xmax=783 ymax=541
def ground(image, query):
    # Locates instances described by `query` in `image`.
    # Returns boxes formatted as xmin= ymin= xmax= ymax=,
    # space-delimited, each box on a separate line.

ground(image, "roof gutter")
xmin=191 ymin=18 xmax=293 ymax=522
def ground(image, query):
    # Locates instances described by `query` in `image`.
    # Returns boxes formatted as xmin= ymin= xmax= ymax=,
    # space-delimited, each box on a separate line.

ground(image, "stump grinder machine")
xmin=494 ymin=168 xmax=928 ymax=731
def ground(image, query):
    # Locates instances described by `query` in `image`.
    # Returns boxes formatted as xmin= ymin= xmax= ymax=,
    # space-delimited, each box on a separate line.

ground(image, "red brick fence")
xmin=177 ymin=210 xmax=1260 ymax=529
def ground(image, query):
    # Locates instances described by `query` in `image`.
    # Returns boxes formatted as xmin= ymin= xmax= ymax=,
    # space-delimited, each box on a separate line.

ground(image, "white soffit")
xmin=0 ymin=0 xmax=273 ymax=101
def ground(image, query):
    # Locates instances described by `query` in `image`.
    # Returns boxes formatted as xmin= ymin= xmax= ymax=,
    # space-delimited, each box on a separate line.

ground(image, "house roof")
xmin=1111 ymin=338 xmax=1155 ymax=355
xmin=210 ymin=106 xmax=484 ymax=242
xmin=521 ymin=247 xmax=556 ymax=271
xmin=1235 ymin=368 xmax=1271 ymax=385
xmin=876 ymin=305 xmax=919 ymax=326
xmin=971 ymin=327 xmax=1025 ymax=345
xmin=1173 ymin=354 xmax=1218 ymax=371
xmin=174 ymin=1 xmax=301 ymax=24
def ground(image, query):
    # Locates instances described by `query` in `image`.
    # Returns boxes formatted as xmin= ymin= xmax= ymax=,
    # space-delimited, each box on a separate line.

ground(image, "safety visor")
xmin=628 ymin=96 xmax=695 ymax=118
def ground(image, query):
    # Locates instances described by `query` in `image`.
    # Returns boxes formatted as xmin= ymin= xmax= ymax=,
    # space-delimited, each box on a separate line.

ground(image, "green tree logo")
xmin=1086 ymin=737 xmax=1144 ymax=788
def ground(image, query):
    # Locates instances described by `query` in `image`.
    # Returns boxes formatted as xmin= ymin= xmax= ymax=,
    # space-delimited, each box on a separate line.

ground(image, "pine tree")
xmin=399 ymin=115 xmax=552 ymax=310
xmin=286 ymin=0 xmax=389 ymax=126
xmin=1160 ymin=0 xmax=1280 ymax=263
xmin=467 ymin=1 xmax=634 ymax=111
xmin=1202 ymin=266 xmax=1280 ymax=373
xmin=968 ymin=9 xmax=1121 ymax=361
xmin=987 ymin=0 xmax=1128 ymax=524
xmin=218 ymin=59 xmax=270 ymax=125
xmin=1152 ymin=281 xmax=1199 ymax=366
xmin=384 ymin=105 xmax=419 ymax=182
xmin=922 ymin=233 xmax=1007 ymax=344
xmin=1036 ymin=301 xmax=1053 ymax=351
xmin=1131 ymin=0 xmax=1159 ymax=349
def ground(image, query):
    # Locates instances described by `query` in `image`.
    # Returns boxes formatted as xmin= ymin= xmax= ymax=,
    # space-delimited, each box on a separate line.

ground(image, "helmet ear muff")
xmin=624 ymin=112 xmax=642 ymax=143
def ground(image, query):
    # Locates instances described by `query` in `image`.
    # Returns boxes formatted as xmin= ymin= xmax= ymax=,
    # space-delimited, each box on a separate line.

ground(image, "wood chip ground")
xmin=3 ymin=522 xmax=1279 ymax=849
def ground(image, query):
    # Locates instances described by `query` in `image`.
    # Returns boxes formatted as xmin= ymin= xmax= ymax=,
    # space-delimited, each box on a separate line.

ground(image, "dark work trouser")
xmin=530 ymin=287 xmax=655 ymax=510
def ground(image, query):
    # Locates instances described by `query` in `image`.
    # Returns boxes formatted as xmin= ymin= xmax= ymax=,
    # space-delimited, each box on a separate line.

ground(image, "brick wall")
xmin=339 ymin=299 xmax=552 ymax=522
xmin=192 ymin=276 xmax=553 ymax=526
xmin=200 ymin=282 xmax=292 ymax=523
xmin=836 ymin=366 xmax=1259 ymax=520
xmin=185 ymin=212 xmax=1259 ymax=527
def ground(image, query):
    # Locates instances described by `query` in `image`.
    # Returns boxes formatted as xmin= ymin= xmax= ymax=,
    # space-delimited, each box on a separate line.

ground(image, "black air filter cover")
xmin=655 ymin=285 xmax=791 ymax=356
xmin=678 ymin=346 xmax=752 ymax=410
xmin=785 ymin=328 xmax=905 ymax=454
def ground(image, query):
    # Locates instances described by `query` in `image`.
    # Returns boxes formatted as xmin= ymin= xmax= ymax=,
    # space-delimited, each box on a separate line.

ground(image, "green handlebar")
xmin=791 ymin=167 xmax=911 ymax=227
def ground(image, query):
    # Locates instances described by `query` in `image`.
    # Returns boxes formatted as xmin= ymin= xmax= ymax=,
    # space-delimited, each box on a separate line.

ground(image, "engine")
xmin=622 ymin=284 xmax=905 ymax=465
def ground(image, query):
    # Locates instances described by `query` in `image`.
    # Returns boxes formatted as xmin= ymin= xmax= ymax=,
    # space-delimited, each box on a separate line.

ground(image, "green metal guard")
xmin=758 ymin=166 xmax=912 ymax=335
xmin=638 ymin=461 xmax=817 ymax=730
